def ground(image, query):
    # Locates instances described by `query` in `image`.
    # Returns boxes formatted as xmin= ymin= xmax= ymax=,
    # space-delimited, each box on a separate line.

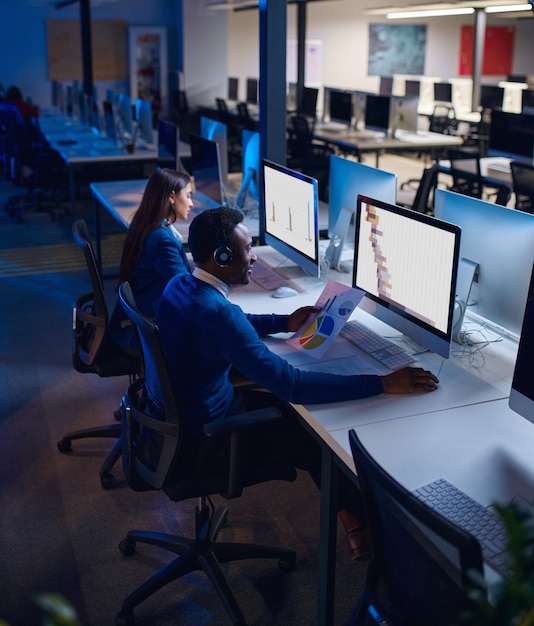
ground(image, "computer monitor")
xmin=246 ymin=78 xmax=258 ymax=105
xmin=434 ymin=82 xmax=453 ymax=103
xmin=327 ymin=153 xmax=396 ymax=272
xmin=353 ymin=195 xmax=461 ymax=359
xmin=509 ymin=263 xmax=534 ymax=423
xmin=118 ymin=93 xmax=133 ymax=135
xmin=364 ymin=95 xmax=391 ymax=134
xmin=299 ymin=86 xmax=319 ymax=118
xmin=189 ymin=133 xmax=224 ymax=206
xmin=379 ymin=76 xmax=393 ymax=96
xmin=328 ymin=89 xmax=353 ymax=127
xmin=262 ymin=159 xmax=320 ymax=278
xmin=522 ymin=89 xmax=534 ymax=114
xmin=135 ymin=98 xmax=154 ymax=145
xmin=103 ymin=101 xmax=117 ymax=142
xmin=389 ymin=95 xmax=419 ymax=135
xmin=405 ymin=79 xmax=421 ymax=97
xmin=507 ymin=74 xmax=527 ymax=84
xmin=480 ymin=85 xmax=504 ymax=110
xmin=228 ymin=77 xmax=239 ymax=101
xmin=434 ymin=188 xmax=534 ymax=336
xmin=489 ymin=110 xmax=534 ymax=160
xmin=157 ymin=118 xmax=179 ymax=170
xmin=235 ymin=129 xmax=260 ymax=211
xmin=200 ymin=115 xmax=228 ymax=184
xmin=327 ymin=154 xmax=397 ymax=239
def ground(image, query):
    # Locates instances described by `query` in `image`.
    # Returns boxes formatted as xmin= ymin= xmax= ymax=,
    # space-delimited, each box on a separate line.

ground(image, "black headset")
xmin=212 ymin=211 xmax=234 ymax=267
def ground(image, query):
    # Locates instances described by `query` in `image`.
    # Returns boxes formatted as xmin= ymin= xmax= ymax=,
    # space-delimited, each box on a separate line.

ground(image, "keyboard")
xmin=412 ymin=478 xmax=510 ymax=576
xmin=340 ymin=319 xmax=416 ymax=371
xmin=251 ymin=257 xmax=288 ymax=291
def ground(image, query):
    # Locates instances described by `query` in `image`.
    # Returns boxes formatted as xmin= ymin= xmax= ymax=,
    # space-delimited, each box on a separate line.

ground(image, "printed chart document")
xmin=286 ymin=280 xmax=365 ymax=359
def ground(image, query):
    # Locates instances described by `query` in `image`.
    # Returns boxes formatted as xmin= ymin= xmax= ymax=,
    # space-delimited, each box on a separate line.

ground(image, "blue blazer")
xmin=110 ymin=223 xmax=190 ymax=351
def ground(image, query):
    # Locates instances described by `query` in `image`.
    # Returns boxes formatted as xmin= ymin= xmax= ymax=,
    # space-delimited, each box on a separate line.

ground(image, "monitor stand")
xmin=452 ymin=257 xmax=479 ymax=344
xmin=324 ymin=206 xmax=355 ymax=272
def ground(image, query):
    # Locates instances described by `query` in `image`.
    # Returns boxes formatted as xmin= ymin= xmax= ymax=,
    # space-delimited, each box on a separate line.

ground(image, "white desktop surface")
xmin=229 ymin=245 xmax=517 ymax=463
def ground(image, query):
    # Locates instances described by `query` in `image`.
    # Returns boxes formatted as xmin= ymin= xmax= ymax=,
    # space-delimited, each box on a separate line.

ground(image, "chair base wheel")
xmin=115 ymin=610 xmax=134 ymax=626
xmin=57 ymin=439 xmax=72 ymax=453
xmin=119 ymin=538 xmax=136 ymax=557
xmin=100 ymin=473 xmax=116 ymax=489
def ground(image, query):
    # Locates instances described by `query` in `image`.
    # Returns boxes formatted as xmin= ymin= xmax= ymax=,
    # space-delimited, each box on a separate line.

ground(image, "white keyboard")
xmin=251 ymin=257 xmax=288 ymax=291
xmin=340 ymin=319 xmax=416 ymax=371
xmin=412 ymin=478 xmax=511 ymax=576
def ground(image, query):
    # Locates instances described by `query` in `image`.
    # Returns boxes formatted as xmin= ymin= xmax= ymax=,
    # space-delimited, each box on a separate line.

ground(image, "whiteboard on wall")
xmin=46 ymin=20 xmax=128 ymax=82
xmin=287 ymin=39 xmax=323 ymax=86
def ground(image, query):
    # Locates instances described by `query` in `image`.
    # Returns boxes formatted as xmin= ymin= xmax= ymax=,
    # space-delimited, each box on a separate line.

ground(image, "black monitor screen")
xmin=228 ymin=77 xmax=238 ymax=101
xmin=508 ymin=74 xmax=527 ymax=83
xmin=365 ymin=95 xmax=391 ymax=134
xmin=379 ymin=76 xmax=393 ymax=96
xmin=299 ymin=86 xmax=319 ymax=118
xmin=246 ymin=78 xmax=258 ymax=105
xmin=189 ymin=133 xmax=223 ymax=205
xmin=489 ymin=110 xmax=534 ymax=159
xmin=329 ymin=90 xmax=352 ymax=126
xmin=434 ymin=82 xmax=452 ymax=103
xmin=405 ymin=80 xmax=420 ymax=97
xmin=480 ymin=85 xmax=504 ymax=110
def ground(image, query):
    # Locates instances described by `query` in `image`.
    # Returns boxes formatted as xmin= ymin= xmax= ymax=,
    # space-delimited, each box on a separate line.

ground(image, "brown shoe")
xmin=346 ymin=527 xmax=372 ymax=561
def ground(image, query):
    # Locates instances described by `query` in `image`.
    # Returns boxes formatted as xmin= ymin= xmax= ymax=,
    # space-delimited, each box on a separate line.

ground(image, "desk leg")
xmin=317 ymin=445 xmax=339 ymax=626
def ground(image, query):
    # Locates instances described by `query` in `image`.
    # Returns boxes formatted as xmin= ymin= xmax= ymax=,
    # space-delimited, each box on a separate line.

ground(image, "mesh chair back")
xmin=118 ymin=282 xmax=181 ymax=491
xmin=348 ymin=429 xmax=484 ymax=626
xmin=448 ymin=149 xmax=483 ymax=199
xmin=411 ymin=162 xmax=439 ymax=213
xmin=72 ymin=219 xmax=109 ymax=368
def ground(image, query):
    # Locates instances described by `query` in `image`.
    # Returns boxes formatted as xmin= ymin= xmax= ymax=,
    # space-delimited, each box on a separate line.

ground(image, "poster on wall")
xmin=287 ymin=39 xmax=323 ymax=86
xmin=368 ymin=24 xmax=426 ymax=76
xmin=129 ymin=26 xmax=168 ymax=117
xmin=459 ymin=26 xmax=514 ymax=76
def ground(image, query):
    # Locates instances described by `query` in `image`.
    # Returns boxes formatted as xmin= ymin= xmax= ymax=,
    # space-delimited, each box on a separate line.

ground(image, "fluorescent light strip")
xmin=387 ymin=7 xmax=475 ymax=18
xmin=485 ymin=3 xmax=532 ymax=12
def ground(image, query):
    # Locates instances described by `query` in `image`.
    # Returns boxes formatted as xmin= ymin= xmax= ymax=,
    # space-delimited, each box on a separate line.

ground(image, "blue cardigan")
xmin=110 ymin=223 xmax=190 ymax=351
xmin=157 ymin=273 xmax=384 ymax=434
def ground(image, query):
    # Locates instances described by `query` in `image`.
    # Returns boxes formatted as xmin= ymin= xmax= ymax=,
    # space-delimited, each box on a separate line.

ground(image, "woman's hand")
xmin=287 ymin=306 xmax=321 ymax=332
xmin=380 ymin=367 xmax=439 ymax=394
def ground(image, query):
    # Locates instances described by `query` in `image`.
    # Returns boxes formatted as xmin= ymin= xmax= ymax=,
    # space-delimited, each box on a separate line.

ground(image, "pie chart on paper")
xmin=338 ymin=300 xmax=353 ymax=317
xmin=299 ymin=315 xmax=335 ymax=350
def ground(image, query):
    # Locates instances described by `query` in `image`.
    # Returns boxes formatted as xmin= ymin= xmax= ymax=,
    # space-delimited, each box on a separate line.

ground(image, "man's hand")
xmin=287 ymin=306 xmax=322 ymax=332
xmin=380 ymin=367 xmax=439 ymax=394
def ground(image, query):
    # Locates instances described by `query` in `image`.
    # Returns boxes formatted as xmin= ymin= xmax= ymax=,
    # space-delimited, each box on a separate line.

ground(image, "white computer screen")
xmin=354 ymin=195 xmax=461 ymax=358
xmin=263 ymin=159 xmax=319 ymax=277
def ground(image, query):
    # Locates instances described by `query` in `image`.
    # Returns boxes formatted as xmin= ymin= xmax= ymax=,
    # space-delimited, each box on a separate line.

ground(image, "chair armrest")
xmin=203 ymin=407 xmax=282 ymax=437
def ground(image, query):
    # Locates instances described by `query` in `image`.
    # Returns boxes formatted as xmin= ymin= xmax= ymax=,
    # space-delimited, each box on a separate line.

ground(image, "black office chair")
xmin=510 ymin=160 xmax=534 ymax=214
xmin=236 ymin=101 xmax=257 ymax=132
xmin=429 ymin=104 xmax=457 ymax=135
xmin=287 ymin=114 xmax=316 ymax=171
xmin=0 ymin=103 xmax=67 ymax=221
xmin=348 ymin=428 xmax=485 ymax=626
xmin=57 ymin=219 xmax=141 ymax=489
xmin=115 ymin=281 xmax=297 ymax=626
xmin=399 ymin=162 xmax=440 ymax=214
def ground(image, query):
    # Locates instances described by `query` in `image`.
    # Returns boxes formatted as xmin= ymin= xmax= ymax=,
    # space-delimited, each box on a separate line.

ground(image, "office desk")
xmin=439 ymin=155 xmax=513 ymax=190
xmin=313 ymin=126 xmax=462 ymax=167
xmin=228 ymin=245 xmax=520 ymax=625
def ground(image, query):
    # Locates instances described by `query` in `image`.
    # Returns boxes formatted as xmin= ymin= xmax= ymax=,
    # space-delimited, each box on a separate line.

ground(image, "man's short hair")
xmin=188 ymin=207 xmax=244 ymax=264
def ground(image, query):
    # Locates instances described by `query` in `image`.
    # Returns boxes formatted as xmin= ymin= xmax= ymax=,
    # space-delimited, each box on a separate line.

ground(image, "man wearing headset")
xmin=157 ymin=207 xmax=439 ymax=560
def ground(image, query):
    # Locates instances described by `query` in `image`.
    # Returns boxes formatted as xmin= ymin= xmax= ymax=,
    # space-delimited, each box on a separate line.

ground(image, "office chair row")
xmin=0 ymin=102 xmax=68 ymax=221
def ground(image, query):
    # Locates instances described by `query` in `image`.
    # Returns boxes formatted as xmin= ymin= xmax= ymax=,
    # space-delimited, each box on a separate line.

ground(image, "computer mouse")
xmin=272 ymin=286 xmax=298 ymax=298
